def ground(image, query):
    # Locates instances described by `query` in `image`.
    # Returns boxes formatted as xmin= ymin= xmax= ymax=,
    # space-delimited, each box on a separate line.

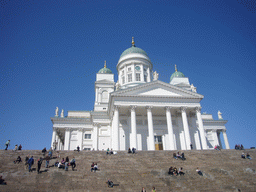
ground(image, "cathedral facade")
xmin=50 ymin=39 xmax=230 ymax=151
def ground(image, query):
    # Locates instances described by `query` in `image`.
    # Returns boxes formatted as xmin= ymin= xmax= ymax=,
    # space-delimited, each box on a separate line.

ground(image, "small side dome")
xmin=170 ymin=65 xmax=185 ymax=81
xmin=98 ymin=61 xmax=112 ymax=74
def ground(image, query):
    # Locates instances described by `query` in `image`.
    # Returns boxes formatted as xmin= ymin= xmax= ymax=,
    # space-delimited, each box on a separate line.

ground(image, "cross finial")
xmin=175 ymin=64 xmax=177 ymax=72
xmin=132 ymin=37 xmax=135 ymax=47
xmin=104 ymin=60 xmax=106 ymax=68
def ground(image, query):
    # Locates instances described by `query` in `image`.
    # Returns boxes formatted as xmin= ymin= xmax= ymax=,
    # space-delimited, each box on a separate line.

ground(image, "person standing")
xmin=28 ymin=156 xmax=34 ymax=172
xmin=45 ymin=155 xmax=50 ymax=168
xmin=5 ymin=140 xmax=10 ymax=150
xmin=18 ymin=144 xmax=22 ymax=150
xmin=37 ymin=158 xmax=43 ymax=174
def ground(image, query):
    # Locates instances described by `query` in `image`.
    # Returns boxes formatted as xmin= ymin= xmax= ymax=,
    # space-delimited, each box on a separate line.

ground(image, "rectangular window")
xmin=128 ymin=67 xmax=131 ymax=71
xmin=83 ymin=148 xmax=91 ymax=151
xmin=128 ymin=74 xmax=132 ymax=82
xmin=136 ymin=73 xmax=140 ymax=81
xmin=144 ymin=75 xmax=147 ymax=82
xmin=84 ymin=134 xmax=91 ymax=139
xmin=122 ymin=76 xmax=125 ymax=84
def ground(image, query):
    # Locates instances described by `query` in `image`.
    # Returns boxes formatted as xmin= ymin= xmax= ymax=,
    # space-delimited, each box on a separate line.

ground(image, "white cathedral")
xmin=51 ymin=38 xmax=230 ymax=151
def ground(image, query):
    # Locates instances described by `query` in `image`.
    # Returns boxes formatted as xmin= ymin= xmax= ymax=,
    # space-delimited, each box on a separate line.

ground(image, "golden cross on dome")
xmin=175 ymin=64 xmax=177 ymax=72
xmin=104 ymin=60 xmax=106 ymax=68
xmin=132 ymin=37 xmax=135 ymax=47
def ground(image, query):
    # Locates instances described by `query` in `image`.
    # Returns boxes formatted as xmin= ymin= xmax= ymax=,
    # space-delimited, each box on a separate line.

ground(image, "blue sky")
xmin=1 ymin=0 xmax=255 ymax=150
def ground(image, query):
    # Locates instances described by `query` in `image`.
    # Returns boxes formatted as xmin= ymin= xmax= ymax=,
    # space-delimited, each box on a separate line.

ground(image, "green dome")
xmin=120 ymin=46 xmax=148 ymax=58
xmin=170 ymin=71 xmax=185 ymax=81
xmin=98 ymin=67 xmax=112 ymax=74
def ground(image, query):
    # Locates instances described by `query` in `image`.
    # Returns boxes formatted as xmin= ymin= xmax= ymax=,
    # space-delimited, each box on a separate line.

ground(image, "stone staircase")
xmin=0 ymin=149 xmax=255 ymax=192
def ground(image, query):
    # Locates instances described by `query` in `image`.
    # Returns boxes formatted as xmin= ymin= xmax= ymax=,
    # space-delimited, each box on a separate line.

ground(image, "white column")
xmin=196 ymin=107 xmax=208 ymax=149
xmin=212 ymin=130 xmax=219 ymax=147
xmin=130 ymin=106 xmax=137 ymax=149
xmin=194 ymin=130 xmax=201 ymax=150
xmin=165 ymin=107 xmax=175 ymax=150
xmin=222 ymin=130 xmax=230 ymax=149
xmin=77 ymin=129 xmax=83 ymax=150
xmin=57 ymin=135 xmax=60 ymax=150
xmin=146 ymin=106 xmax=155 ymax=150
xmin=64 ymin=128 xmax=71 ymax=150
xmin=217 ymin=131 xmax=223 ymax=149
xmin=93 ymin=123 xmax=98 ymax=150
xmin=112 ymin=106 xmax=120 ymax=150
xmin=181 ymin=107 xmax=191 ymax=150
xmin=51 ymin=128 xmax=57 ymax=149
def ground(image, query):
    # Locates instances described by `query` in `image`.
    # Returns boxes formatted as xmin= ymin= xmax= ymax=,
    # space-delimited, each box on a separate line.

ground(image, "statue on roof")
xmin=115 ymin=81 xmax=120 ymax=91
xmin=153 ymin=71 xmax=159 ymax=81
xmin=61 ymin=109 xmax=64 ymax=118
xmin=55 ymin=107 xmax=59 ymax=117
xmin=218 ymin=110 xmax=223 ymax=120
xmin=191 ymin=84 xmax=197 ymax=92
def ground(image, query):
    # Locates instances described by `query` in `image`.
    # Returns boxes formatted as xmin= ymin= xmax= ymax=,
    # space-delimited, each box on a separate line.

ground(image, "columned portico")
xmin=146 ymin=106 xmax=155 ymax=150
xmin=165 ymin=107 xmax=175 ymax=150
xmin=181 ymin=107 xmax=191 ymax=150
xmin=112 ymin=106 xmax=120 ymax=150
xmin=222 ymin=130 xmax=230 ymax=149
xmin=64 ymin=128 xmax=71 ymax=150
xmin=130 ymin=105 xmax=137 ymax=149
xmin=195 ymin=107 xmax=208 ymax=149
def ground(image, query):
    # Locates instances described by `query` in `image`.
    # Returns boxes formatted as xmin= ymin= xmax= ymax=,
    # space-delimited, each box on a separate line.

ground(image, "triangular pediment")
xmin=111 ymin=80 xmax=204 ymax=99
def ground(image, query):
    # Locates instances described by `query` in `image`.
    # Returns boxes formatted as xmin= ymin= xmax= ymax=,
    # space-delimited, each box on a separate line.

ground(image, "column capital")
xmin=52 ymin=127 xmax=57 ymax=131
xmin=78 ymin=128 xmax=84 ymax=132
xmin=165 ymin=106 xmax=172 ymax=111
xmin=181 ymin=107 xmax=187 ymax=112
xmin=195 ymin=107 xmax=202 ymax=113
xmin=211 ymin=129 xmax=217 ymax=132
xmin=130 ymin=105 xmax=137 ymax=111
xmin=146 ymin=106 xmax=153 ymax=111
xmin=114 ymin=105 xmax=120 ymax=110
xmin=93 ymin=123 xmax=100 ymax=127
xmin=64 ymin=128 xmax=71 ymax=131
xmin=222 ymin=129 xmax=226 ymax=133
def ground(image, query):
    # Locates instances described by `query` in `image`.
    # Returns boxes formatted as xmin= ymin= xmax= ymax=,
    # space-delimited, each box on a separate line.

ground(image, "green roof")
xmin=170 ymin=71 xmax=185 ymax=81
xmin=120 ymin=46 xmax=148 ymax=58
xmin=98 ymin=67 xmax=112 ymax=74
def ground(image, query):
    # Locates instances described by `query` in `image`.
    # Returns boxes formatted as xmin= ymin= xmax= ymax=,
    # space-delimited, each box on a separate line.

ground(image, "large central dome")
xmin=120 ymin=46 xmax=148 ymax=58
xmin=119 ymin=37 xmax=148 ymax=59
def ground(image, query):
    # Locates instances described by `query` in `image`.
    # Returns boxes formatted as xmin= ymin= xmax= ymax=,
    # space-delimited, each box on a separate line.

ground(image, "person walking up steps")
xmin=5 ymin=140 xmax=10 ymax=150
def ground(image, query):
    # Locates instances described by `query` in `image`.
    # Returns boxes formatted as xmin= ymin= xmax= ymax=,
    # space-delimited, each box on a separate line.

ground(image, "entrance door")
xmin=154 ymin=136 xmax=163 ymax=150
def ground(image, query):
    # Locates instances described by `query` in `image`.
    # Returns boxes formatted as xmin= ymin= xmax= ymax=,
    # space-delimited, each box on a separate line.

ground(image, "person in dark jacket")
xmin=28 ymin=156 xmax=34 ymax=172
xmin=37 ymin=158 xmax=43 ymax=174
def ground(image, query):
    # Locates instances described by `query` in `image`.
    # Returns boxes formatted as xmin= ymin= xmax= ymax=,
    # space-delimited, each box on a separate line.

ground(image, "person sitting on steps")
xmin=93 ymin=163 xmax=98 ymax=172
xmin=107 ymin=179 xmax=114 ymax=187
xmin=196 ymin=167 xmax=203 ymax=176
xmin=0 ymin=176 xmax=7 ymax=185
xmin=168 ymin=166 xmax=174 ymax=175
xmin=70 ymin=157 xmax=76 ymax=171
xmin=128 ymin=148 xmax=132 ymax=153
xmin=91 ymin=162 xmax=95 ymax=172
xmin=173 ymin=153 xmax=178 ymax=159
xmin=178 ymin=167 xmax=185 ymax=175
xmin=246 ymin=153 xmax=252 ymax=159
xmin=241 ymin=153 xmax=245 ymax=159
xmin=14 ymin=156 xmax=22 ymax=164
xmin=181 ymin=152 xmax=186 ymax=160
